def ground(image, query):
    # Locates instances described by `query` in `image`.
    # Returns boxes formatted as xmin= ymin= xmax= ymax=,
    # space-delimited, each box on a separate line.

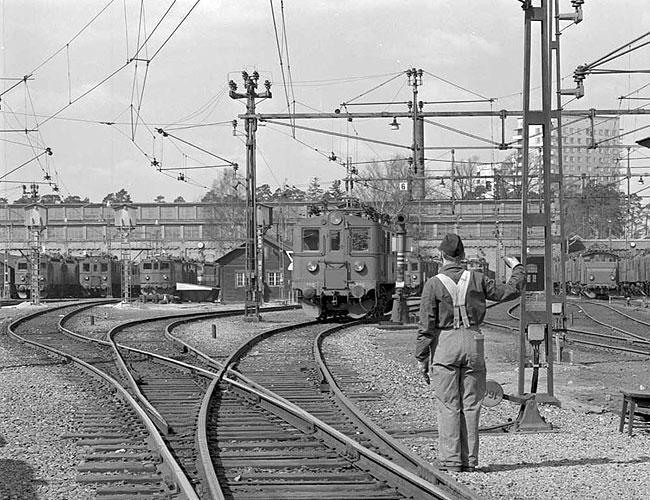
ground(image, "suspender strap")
xmin=436 ymin=270 xmax=472 ymax=328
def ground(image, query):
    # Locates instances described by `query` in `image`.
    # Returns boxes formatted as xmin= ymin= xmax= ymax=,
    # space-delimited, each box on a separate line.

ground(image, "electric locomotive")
xmin=15 ymin=254 xmax=80 ymax=299
xmin=564 ymin=250 xmax=618 ymax=298
xmin=403 ymin=254 xmax=438 ymax=296
xmin=292 ymin=206 xmax=397 ymax=319
xmin=79 ymin=255 xmax=121 ymax=298
xmin=78 ymin=255 xmax=141 ymax=298
xmin=619 ymin=252 xmax=650 ymax=296
xmin=139 ymin=256 xmax=197 ymax=302
xmin=196 ymin=262 xmax=219 ymax=288
xmin=466 ymin=257 xmax=495 ymax=280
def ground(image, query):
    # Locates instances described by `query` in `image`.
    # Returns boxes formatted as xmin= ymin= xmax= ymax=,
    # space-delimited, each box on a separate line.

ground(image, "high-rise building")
xmin=513 ymin=116 xmax=622 ymax=187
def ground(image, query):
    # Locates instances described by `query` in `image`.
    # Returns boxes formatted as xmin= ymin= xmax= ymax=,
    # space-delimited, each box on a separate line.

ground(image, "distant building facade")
xmin=513 ymin=115 xmax=622 ymax=185
xmin=215 ymin=238 xmax=292 ymax=304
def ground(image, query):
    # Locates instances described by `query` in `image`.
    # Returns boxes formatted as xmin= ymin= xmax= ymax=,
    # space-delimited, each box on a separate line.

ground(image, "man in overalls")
xmin=415 ymin=234 xmax=525 ymax=472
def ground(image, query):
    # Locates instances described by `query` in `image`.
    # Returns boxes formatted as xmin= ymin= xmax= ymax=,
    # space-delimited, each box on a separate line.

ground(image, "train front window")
xmin=143 ymin=263 xmax=152 ymax=270
xmin=161 ymin=263 xmax=170 ymax=270
xmin=101 ymin=263 xmax=108 ymax=272
xmin=330 ymin=230 xmax=340 ymax=251
xmin=18 ymin=263 xmax=28 ymax=270
xmin=411 ymin=262 xmax=419 ymax=272
xmin=82 ymin=263 xmax=90 ymax=272
xmin=351 ymin=228 xmax=369 ymax=251
xmin=302 ymin=228 xmax=320 ymax=251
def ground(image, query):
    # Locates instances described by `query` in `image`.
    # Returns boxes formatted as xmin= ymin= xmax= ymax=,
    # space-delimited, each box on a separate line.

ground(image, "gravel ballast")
xmin=323 ymin=324 xmax=650 ymax=500
xmin=3 ymin=302 xmax=649 ymax=500
xmin=0 ymin=337 xmax=97 ymax=500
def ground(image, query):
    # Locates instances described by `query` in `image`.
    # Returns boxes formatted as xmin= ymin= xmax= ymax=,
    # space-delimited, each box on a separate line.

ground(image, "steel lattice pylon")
xmin=30 ymin=231 xmax=41 ymax=306
xmin=120 ymin=237 xmax=131 ymax=304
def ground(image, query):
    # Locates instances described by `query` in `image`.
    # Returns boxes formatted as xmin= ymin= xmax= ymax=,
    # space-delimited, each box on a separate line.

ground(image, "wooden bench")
xmin=619 ymin=389 xmax=650 ymax=436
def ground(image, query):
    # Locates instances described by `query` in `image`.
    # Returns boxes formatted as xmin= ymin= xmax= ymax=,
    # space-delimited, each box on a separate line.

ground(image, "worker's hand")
xmin=503 ymin=255 xmax=521 ymax=269
xmin=417 ymin=360 xmax=430 ymax=385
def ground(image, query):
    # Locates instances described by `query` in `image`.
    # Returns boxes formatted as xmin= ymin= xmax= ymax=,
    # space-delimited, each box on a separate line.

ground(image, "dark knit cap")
xmin=439 ymin=233 xmax=464 ymax=257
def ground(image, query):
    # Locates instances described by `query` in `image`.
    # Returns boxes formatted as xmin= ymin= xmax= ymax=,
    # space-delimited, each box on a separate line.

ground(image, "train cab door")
xmin=324 ymin=226 xmax=347 ymax=290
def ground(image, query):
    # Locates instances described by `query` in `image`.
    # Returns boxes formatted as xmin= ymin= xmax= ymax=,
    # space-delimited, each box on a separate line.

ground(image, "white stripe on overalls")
xmin=436 ymin=271 xmax=471 ymax=329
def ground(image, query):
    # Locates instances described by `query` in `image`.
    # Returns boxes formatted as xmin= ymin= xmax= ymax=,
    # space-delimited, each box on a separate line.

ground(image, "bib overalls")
xmin=432 ymin=271 xmax=486 ymax=470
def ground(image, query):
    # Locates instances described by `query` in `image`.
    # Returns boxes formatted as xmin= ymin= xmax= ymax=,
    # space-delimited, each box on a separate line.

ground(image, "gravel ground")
xmin=324 ymin=323 xmax=650 ymax=500
xmin=3 ymin=300 xmax=649 ymax=500
xmin=0 ymin=306 xmax=98 ymax=500
xmin=0 ymin=302 xmax=302 ymax=500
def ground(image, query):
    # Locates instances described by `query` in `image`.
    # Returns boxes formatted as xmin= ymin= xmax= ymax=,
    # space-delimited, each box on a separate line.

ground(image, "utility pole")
xmin=626 ymin=147 xmax=631 ymax=245
xmin=230 ymin=71 xmax=272 ymax=321
xmin=407 ymin=68 xmax=425 ymax=200
xmin=451 ymin=149 xmax=457 ymax=231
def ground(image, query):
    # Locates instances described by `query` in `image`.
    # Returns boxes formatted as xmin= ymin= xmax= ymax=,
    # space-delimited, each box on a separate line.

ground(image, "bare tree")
xmin=354 ymin=156 xmax=411 ymax=215
xmin=201 ymin=167 xmax=244 ymax=203
xmin=452 ymin=155 xmax=482 ymax=200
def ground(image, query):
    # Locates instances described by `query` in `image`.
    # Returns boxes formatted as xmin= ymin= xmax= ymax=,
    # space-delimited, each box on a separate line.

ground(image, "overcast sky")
xmin=2 ymin=1 xmax=650 ymax=204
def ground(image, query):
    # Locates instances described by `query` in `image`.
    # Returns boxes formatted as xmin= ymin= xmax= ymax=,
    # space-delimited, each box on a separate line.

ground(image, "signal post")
xmin=514 ymin=0 xmax=585 ymax=419
xmin=24 ymin=202 xmax=47 ymax=306
xmin=230 ymin=71 xmax=272 ymax=321
xmin=114 ymin=204 xmax=137 ymax=304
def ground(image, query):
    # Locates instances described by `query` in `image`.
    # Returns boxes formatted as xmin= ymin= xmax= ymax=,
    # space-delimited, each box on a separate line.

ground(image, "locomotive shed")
xmin=0 ymin=301 xmax=648 ymax=499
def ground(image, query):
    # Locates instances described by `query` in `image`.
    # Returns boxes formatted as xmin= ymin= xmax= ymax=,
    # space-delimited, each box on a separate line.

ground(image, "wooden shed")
xmin=216 ymin=238 xmax=292 ymax=304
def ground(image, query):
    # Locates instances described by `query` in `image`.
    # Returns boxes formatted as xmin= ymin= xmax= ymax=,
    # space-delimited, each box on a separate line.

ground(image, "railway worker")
xmin=415 ymin=233 xmax=525 ymax=472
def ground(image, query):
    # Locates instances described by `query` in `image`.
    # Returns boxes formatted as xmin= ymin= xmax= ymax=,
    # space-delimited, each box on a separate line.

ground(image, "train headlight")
xmin=20 ymin=277 xmax=25 ymax=282
xmin=351 ymin=284 xmax=365 ymax=298
xmin=589 ymin=275 xmax=595 ymax=281
xmin=306 ymin=261 xmax=319 ymax=272
xmin=145 ymin=275 xmax=150 ymax=281
xmin=103 ymin=276 xmax=108 ymax=281
xmin=411 ymin=274 xmax=418 ymax=280
xmin=84 ymin=277 xmax=89 ymax=281
xmin=610 ymin=274 xmax=616 ymax=281
xmin=163 ymin=275 xmax=169 ymax=280
xmin=303 ymin=286 xmax=316 ymax=299
xmin=329 ymin=211 xmax=343 ymax=225
xmin=353 ymin=261 xmax=366 ymax=272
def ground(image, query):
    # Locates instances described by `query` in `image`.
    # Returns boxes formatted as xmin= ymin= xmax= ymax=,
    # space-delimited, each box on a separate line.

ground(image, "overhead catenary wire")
xmin=148 ymin=0 xmax=204 ymax=62
xmin=340 ymin=72 xmax=404 ymax=106
xmin=263 ymin=118 xmax=410 ymax=151
xmin=422 ymin=69 xmax=494 ymax=102
xmin=585 ymin=31 xmax=650 ymax=70
xmin=270 ymin=0 xmax=295 ymax=134
xmin=23 ymin=0 xmax=117 ymax=77
xmin=155 ymin=128 xmax=237 ymax=166
xmin=280 ymin=1 xmax=296 ymax=113
xmin=1 ymin=0 xmax=208 ymax=198
xmin=130 ymin=0 xmax=175 ymax=62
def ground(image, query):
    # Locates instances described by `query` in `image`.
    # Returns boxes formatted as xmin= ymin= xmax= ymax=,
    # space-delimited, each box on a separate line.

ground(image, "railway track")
xmin=486 ymin=298 xmax=650 ymax=356
xmin=8 ymin=302 xmax=484 ymax=500
xmin=73 ymin=304 xmax=301 ymax=498
xmin=8 ymin=301 xmax=199 ymax=499
xmin=89 ymin=307 xmax=482 ymax=499
xmin=214 ymin=319 xmax=482 ymax=500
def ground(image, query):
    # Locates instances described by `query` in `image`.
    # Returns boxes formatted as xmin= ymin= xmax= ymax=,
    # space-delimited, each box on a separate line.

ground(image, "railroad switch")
xmin=484 ymin=379 xmax=555 ymax=433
